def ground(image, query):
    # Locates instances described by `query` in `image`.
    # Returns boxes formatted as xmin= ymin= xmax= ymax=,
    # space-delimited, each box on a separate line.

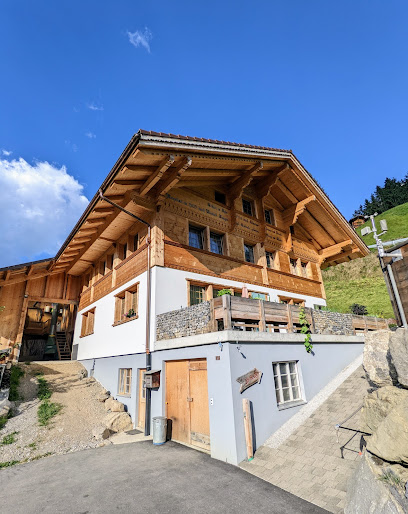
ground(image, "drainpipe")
xmin=98 ymin=191 xmax=152 ymax=435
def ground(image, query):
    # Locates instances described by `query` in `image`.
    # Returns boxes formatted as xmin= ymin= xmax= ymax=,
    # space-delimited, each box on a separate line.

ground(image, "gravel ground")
xmin=0 ymin=361 xmax=108 ymax=465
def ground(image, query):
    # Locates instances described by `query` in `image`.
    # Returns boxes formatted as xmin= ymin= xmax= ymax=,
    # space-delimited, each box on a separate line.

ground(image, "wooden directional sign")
xmin=236 ymin=368 xmax=262 ymax=393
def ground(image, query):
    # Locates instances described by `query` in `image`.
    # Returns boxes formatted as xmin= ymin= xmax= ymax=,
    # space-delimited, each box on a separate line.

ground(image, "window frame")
xmin=189 ymin=283 xmax=206 ymax=306
xmin=113 ymin=283 xmax=139 ymax=326
xmin=118 ymin=368 xmax=132 ymax=396
xmin=264 ymin=208 xmax=275 ymax=225
xmin=244 ymin=243 xmax=255 ymax=264
xmin=273 ymin=361 xmax=303 ymax=407
xmin=188 ymin=224 xmax=205 ymax=250
xmin=265 ymin=251 xmax=275 ymax=269
xmin=209 ymin=231 xmax=224 ymax=255
xmin=80 ymin=307 xmax=95 ymax=337
xmin=242 ymin=198 xmax=254 ymax=217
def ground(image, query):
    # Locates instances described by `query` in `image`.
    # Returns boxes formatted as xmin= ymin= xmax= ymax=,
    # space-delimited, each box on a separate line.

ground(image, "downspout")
xmin=98 ymin=191 xmax=153 ymax=435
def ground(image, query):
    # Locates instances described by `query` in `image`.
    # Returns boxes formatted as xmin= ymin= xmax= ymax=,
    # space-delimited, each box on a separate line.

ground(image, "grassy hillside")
xmin=356 ymin=202 xmax=408 ymax=246
xmin=322 ymin=253 xmax=394 ymax=318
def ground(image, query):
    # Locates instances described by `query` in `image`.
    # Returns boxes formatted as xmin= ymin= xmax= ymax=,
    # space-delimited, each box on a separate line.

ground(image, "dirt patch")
xmin=0 ymin=361 xmax=109 ymax=465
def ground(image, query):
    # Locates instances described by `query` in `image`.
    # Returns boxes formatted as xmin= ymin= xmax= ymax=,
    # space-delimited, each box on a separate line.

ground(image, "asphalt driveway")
xmin=1 ymin=441 xmax=327 ymax=513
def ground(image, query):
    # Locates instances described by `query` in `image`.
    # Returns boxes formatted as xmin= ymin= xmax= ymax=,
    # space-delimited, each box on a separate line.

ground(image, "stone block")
xmin=389 ymin=328 xmax=408 ymax=388
xmin=361 ymin=386 xmax=408 ymax=434
xmin=363 ymin=330 xmax=397 ymax=387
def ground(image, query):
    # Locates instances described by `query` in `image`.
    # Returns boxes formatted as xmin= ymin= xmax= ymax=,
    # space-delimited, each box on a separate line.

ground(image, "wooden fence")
xmin=211 ymin=295 xmax=389 ymax=335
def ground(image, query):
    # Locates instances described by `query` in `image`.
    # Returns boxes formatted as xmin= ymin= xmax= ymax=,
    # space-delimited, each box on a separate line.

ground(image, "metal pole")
xmin=98 ymin=191 xmax=153 ymax=435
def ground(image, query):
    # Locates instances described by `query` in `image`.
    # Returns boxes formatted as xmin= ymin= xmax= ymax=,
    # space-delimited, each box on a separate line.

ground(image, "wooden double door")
xmin=165 ymin=359 xmax=210 ymax=451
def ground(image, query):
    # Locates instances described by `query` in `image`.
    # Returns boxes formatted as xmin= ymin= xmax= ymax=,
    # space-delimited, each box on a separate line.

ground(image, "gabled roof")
xmin=49 ymin=130 xmax=368 ymax=275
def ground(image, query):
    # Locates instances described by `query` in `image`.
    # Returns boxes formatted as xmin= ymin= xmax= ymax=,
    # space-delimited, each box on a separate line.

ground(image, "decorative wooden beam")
xmin=99 ymin=236 xmax=116 ymax=243
xmin=130 ymin=193 xmax=156 ymax=211
xmin=282 ymin=196 xmax=316 ymax=229
xmin=0 ymin=270 xmax=51 ymax=287
xmin=26 ymin=265 xmax=34 ymax=277
xmin=229 ymin=161 xmax=263 ymax=203
xmin=319 ymin=240 xmax=353 ymax=261
xmin=255 ymin=163 xmax=289 ymax=199
xmin=275 ymin=178 xmax=298 ymax=203
xmin=93 ymin=207 xmax=115 ymax=215
xmin=323 ymin=247 xmax=360 ymax=265
xmin=139 ymin=154 xmax=175 ymax=197
xmin=156 ymin=156 xmax=192 ymax=204
xmin=3 ymin=270 xmax=11 ymax=282
xmin=113 ymin=179 xmax=144 ymax=186
xmin=103 ymin=194 xmax=125 ymax=202
xmin=84 ymin=219 xmax=105 ymax=227
xmin=71 ymin=237 xmax=92 ymax=244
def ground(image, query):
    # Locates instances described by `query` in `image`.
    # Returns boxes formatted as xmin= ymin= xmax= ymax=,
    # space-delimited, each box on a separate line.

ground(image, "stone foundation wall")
xmin=156 ymin=301 xmax=212 ymax=341
xmin=312 ymin=310 xmax=354 ymax=336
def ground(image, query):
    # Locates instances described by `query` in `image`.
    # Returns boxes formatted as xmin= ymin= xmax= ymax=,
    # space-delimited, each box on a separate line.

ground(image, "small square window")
xmin=266 ymin=251 xmax=275 ymax=269
xmin=190 ymin=284 xmax=205 ymax=305
xmin=242 ymin=199 xmax=253 ymax=216
xmin=215 ymin=191 xmax=226 ymax=204
xmin=264 ymin=209 xmax=275 ymax=225
xmin=114 ymin=284 xmax=138 ymax=324
xmin=189 ymin=225 xmax=204 ymax=249
xmin=244 ymin=243 xmax=255 ymax=263
xmin=300 ymin=261 xmax=308 ymax=278
xmin=290 ymin=259 xmax=298 ymax=275
xmin=273 ymin=361 xmax=302 ymax=406
xmin=81 ymin=308 xmax=95 ymax=337
xmin=210 ymin=232 xmax=223 ymax=254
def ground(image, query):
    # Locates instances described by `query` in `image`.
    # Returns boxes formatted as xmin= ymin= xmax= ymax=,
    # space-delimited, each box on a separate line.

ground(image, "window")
xmin=80 ymin=308 xmax=95 ymax=337
xmin=114 ymin=284 xmax=138 ymax=325
xmin=210 ymin=232 xmax=224 ymax=254
xmin=273 ymin=361 xmax=301 ymax=405
xmin=215 ymin=191 xmax=226 ymax=204
xmin=190 ymin=284 xmax=205 ymax=305
xmin=189 ymin=225 xmax=204 ymax=249
xmin=264 ymin=209 xmax=275 ymax=225
xmin=244 ymin=243 xmax=255 ymax=263
xmin=118 ymin=368 xmax=132 ymax=396
xmin=242 ymin=198 xmax=253 ymax=216
xmin=123 ymin=243 xmax=128 ymax=260
xmin=133 ymin=234 xmax=139 ymax=252
xmin=290 ymin=259 xmax=298 ymax=275
xmin=300 ymin=261 xmax=308 ymax=278
xmin=265 ymin=251 xmax=275 ymax=269
xmin=250 ymin=292 xmax=269 ymax=301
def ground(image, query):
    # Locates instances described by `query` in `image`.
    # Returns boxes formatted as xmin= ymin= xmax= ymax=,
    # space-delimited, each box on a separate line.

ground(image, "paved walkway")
xmin=241 ymin=366 xmax=370 ymax=513
xmin=1 ymin=440 xmax=326 ymax=513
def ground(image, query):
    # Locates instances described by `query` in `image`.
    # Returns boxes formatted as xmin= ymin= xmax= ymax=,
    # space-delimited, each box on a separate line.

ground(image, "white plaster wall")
xmin=154 ymin=266 xmax=326 ymax=316
xmin=74 ymin=271 xmax=149 ymax=360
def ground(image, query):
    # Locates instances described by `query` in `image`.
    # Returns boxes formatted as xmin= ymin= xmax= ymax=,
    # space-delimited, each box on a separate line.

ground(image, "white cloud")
xmin=87 ymin=102 xmax=104 ymax=111
xmin=1 ymin=149 xmax=12 ymax=156
xmin=127 ymin=28 xmax=152 ymax=53
xmin=85 ymin=132 xmax=96 ymax=139
xmin=0 ymin=158 xmax=89 ymax=267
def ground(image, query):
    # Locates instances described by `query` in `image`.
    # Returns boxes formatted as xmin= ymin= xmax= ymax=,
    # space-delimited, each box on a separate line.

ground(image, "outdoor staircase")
xmin=56 ymin=332 xmax=71 ymax=360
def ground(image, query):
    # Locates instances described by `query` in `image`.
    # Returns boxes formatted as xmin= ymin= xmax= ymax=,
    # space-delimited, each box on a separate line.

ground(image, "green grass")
xmin=323 ymin=253 xmax=394 ymax=318
xmin=8 ymin=365 xmax=25 ymax=402
xmin=0 ymin=460 xmax=19 ymax=469
xmin=37 ymin=376 xmax=52 ymax=401
xmin=37 ymin=400 xmax=62 ymax=426
xmin=1 ymin=432 xmax=18 ymax=445
xmin=356 ymin=202 xmax=408 ymax=246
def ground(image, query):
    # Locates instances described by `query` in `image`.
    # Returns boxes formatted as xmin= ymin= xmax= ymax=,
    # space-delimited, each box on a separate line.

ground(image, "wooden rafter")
xmin=282 ymin=196 xmax=316 ymax=229
xmin=93 ymin=207 xmax=115 ymax=215
xmin=228 ymin=161 xmax=263 ymax=202
xmin=139 ymin=154 xmax=175 ymax=197
xmin=26 ymin=265 xmax=34 ymax=277
xmin=323 ymin=247 xmax=360 ymax=265
xmin=113 ymin=179 xmax=144 ymax=186
xmin=155 ymin=156 xmax=192 ymax=204
xmin=130 ymin=193 xmax=156 ymax=211
xmin=0 ymin=269 xmax=52 ymax=287
xmin=255 ymin=163 xmax=289 ymax=199
xmin=319 ymin=240 xmax=353 ymax=261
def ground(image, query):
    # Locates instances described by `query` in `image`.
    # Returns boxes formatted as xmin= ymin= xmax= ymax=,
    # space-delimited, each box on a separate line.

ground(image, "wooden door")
xmin=165 ymin=359 xmax=210 ymax=451
xmin=138 ymin=369 xmax=146 ymax=429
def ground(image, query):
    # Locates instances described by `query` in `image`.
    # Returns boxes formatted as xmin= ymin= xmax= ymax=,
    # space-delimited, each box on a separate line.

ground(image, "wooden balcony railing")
xmin=211 ymin=295 xmax=388 ymax=335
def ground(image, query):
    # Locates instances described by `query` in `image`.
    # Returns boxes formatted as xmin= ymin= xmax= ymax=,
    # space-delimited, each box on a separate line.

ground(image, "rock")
xmin=0 ymin=398 xmax=11 ymax=417
xmin=362 ymin=386 xmax=408 ymax=434
xmin=98 ymin=393 xmax=110 ymax=402
xmin=367 ymin=396 xmax=408 ymax=465
xmin=78 ymin=368 xmax=88 ymax=380
xmin=104 ymin=412 xmax=133 ymax=433
xmin=105 ymin=397 xmax=125 ymax=412
xmin=363 ymin=330 xmax=398 ymax=387
xmin=390 ymin=329 xmax=408 ymax=388
xmin=92 ymin=425 xmax=111 ymax=440
xmin=345 ymin=452 xmax=408 ymax=513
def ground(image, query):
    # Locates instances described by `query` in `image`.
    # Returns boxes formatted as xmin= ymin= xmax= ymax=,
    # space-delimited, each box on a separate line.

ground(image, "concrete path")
xmin=1 ymin=440 xmax=326 ymax=513
xmin=240 ymin=366 xmax=370 ymax=513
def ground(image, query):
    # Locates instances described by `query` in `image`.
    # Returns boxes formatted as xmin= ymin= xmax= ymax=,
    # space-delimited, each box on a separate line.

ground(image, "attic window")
xmin=215 ymin=191 xmax=226 ymax=204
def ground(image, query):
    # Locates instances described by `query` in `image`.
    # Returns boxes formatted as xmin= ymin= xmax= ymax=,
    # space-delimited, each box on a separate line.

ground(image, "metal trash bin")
xmin=152 ymin=416 xmax=167 ymax=445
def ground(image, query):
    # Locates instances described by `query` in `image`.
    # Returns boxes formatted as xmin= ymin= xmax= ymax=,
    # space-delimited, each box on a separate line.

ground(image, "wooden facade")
xmin=0 ymin=131 xmax=369 ymax=361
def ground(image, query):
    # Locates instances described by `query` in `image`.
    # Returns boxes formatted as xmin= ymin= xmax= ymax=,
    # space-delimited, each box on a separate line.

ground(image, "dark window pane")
xmin=266 ymin=251 xmax=275 ymax=269
xmin=123 ymin=243 xmax=127 ymax=259
xmin=264 ymin=209 xmax=272 ymax=224
xmin=242 ymin=199 xmax=253 ymax=216
xmin=210 ymin=232 xmax=223 ymax=254
xmin=244 ymin=244 xmax=254 ymax=263
xmin=189 ymin=226 xmax=204 ymax=249
xmin=215 ymin=191 xmax=226 ymax=204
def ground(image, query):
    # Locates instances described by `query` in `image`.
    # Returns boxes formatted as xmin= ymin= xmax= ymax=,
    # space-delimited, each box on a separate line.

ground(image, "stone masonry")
xmin=312 ymin=310 xmax=354 ymax=336
xmin=156 ymin=301 xmax=212 ymax=341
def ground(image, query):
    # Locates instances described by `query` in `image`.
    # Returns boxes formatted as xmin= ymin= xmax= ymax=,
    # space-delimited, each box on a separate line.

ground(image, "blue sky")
xmin=1 ymin=1 xmax=408 ymax=266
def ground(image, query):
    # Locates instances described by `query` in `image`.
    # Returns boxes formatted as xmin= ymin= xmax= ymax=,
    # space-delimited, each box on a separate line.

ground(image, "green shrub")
xmin=1 ymin=432 xmax=18 ymax=445
xmin=37 ymin=376 xmax=52 ymax=401
xmin=8 ymin=365 xmax=25 ymax=401
xmin=217 ymin=289 xmax=232 ymax=296
xmin=0 ymin=460 xmax=19 ymax=468
xmin=38 ymin=400 xmax=62 ymax=426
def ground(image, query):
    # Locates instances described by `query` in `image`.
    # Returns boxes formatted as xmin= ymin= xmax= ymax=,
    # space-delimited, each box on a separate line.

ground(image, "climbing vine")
xmin=299 ymin=307 xmax=313 ymax=354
